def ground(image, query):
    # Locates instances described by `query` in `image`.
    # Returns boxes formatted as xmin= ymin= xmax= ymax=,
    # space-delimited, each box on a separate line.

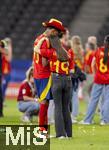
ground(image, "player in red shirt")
xmin=33 ymin=18 xmax=67 ymax=129
xmin=17 ymin=67 xmax=39 ymax=122
xmin=0 ymin=40 xmax=8 ymax=117
xmin=84 ymin=36 xmax=97 ymax=74
xmin=60 ymin=28 xmax=71 ymax=51
xmin=70 ymin=36 xmax=85 ymax=123
xmin=80 ymin=35 xmax=109 ymax=125
xmin=84 ymin=50 xmax=95 ymax=74
xmin=83 ymin=36 xmax=97 ymax=102
xmin=2 ymin=38 xmax=12 ymax=102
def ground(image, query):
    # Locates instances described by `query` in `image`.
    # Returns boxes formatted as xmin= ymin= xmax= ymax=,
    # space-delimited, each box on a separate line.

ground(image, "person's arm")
xmin=91 ymin=56 xmax=96 ymax=74
xmin=0 ymin=40 xmax=9 ymax=55
xmin=69 ymin=59 xmax=75 ymax=73
xmin=5 ymin=44 xmax=12 ymax=62
xmin=68 ymin=49 xmax=75 ymax=73
xmin=34 ymin=37 xmax=46 ymax=54
xmin=22 ymin=83 xmax=37 ymax=102
xmin=23 ymin=95 xmax=38 ymax=102
xmin=34 ymin=38 xmax=54 ymax=59
xmin=0 ymin=47 xmax=8 ymax=55
xmin=40 ymin=47 xmax=54 ymax=58
xmin=23 ymin=95 xmax=35 ymax=101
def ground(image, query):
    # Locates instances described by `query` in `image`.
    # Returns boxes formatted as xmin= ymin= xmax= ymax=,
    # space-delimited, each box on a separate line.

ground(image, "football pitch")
xmin=0 ymin=100 xmax=109 ymax=150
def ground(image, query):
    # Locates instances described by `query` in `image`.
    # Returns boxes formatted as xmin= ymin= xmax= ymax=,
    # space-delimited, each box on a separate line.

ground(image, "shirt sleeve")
xmin=94 ymin=48 xmax=98 ymax=58
xmin=68 ymin=49 xmax=75 ymax=71
xmin=40 ymin=40 xmax=54 ymax=59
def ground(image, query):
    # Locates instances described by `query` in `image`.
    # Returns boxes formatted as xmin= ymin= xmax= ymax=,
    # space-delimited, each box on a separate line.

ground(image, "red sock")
xmin=45 ymin=111 xmax=48 ymax=125
xmin=39 ymin=103 xmax=48 ymax=126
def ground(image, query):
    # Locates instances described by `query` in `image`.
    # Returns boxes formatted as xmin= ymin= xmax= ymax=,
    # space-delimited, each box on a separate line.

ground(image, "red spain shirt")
xmin=40 ymin=48 xmax=74 ymax=75
xmin=2 ymin=55 xmax=11 ymax=74
xmin=33 ymin=34 xmax=52 ymax=79
xmin=94 ymin=46 xmax=109 ymax=84
xmin=17 ymin=81 xmax=34 ymax=101
xmin=72 ymin=49 xmax=84 ymax=70
xmin=84 ymin=50 xmax=95 ymax=74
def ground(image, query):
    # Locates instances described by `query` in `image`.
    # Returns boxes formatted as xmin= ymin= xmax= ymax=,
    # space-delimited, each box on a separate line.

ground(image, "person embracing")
xmin=34 ymin=18 xmax=74 ymax=138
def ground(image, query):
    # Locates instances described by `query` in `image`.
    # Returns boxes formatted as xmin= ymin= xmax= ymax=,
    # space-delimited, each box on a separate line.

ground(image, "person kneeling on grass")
xmin=17 ymin=66 xmax=39 ymax=122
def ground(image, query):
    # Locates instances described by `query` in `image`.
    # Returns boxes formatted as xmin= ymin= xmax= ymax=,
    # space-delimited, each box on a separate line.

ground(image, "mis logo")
xmin=6 ymin=126 xmax=48 ymax=146
xmin=0 ymin=125 xmax=50 ymax=150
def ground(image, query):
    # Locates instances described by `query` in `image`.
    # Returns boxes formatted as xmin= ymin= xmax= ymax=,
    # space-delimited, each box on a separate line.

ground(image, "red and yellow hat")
xmin=42 ymin=18 xmax=66 ymax=32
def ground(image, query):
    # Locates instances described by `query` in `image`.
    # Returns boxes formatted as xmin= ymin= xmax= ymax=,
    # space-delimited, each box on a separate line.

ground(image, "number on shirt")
xmin=99 ymin=58 xmax=108 ymax=73
xmin=51 ymin=60 xmax=69 ymax=74
xmin=54 ymin=60 xmax=60 ymax=73
xmin=61 ymin=62 xmax=69 ymax=74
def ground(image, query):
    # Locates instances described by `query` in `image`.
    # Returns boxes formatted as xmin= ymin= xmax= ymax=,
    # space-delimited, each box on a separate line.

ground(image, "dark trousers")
xmin=0 ymin=74 xmax=3 ymax=116
xmin=2 ymin=73 xmax=11 ymax=99
xmin=52 ymin=73 xmax=72 ymax=137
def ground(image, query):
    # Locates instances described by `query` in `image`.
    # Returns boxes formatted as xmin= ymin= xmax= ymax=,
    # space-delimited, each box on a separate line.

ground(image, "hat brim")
xmin=42 ymin=22 xmax=66 ymax=32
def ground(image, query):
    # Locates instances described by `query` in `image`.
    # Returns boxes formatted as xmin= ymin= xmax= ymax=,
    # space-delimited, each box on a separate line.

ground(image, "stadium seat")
xmin=0 ymin=0 xmax=84 ymax=59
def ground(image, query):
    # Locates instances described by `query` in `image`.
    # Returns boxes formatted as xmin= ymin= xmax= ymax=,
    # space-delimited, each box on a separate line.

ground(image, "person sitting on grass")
xmin=17 ymin=66 xmax=39 ymax=122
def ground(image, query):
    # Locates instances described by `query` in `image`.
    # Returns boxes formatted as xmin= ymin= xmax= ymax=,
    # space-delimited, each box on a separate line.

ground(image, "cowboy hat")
xmin=42 ymin=18 xmax=66 ymax=32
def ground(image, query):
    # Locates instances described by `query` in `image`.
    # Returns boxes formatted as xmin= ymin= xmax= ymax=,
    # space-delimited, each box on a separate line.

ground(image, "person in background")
xmin=0 ymin=40 xmax=8 ymax=117
xmin=17 ymin=67 xmax=39 ymax=122
xmin=0 ymin=43 xmax=3 ymax=117
xmin=84 ymin=36 xmax=97 ymax=101
xmin=60 ymin=28 xmax=71 ymax=51
xmin=70 ymin=35 xmax=84 ymax=123
xmin=2 ymin=38 xmax=12 ymax=103
xmin=80 ymin=35 xmax=109 ymax=125
xmin=60 ymin=29 xmax=72 ymax=114
xmin=47 ymin=99 xmax=55 ymax=125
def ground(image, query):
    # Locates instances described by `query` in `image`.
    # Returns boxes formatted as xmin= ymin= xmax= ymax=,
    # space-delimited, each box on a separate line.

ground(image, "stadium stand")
xmin=97 ymin=16 xmax=109 ymax=46
xmin=69 ymin=0 xmax=109 ymax=44
xmin=0 ymin=0 xmax=84 ymax=59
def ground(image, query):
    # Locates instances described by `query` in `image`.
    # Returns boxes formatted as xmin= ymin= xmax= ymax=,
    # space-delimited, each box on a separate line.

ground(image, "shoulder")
xmin=34 ymin=34 xmax=50 ymax=47
xmin=95 ymin=46 xmax=104 ymax=56
xmin=68 ymin=49 xmax=74 ymax=54
xmin=36 ymin=34 xmax=48 ymax=42
xmin=67 ymin=49 xmax=74 ymax=60
xmin=20 ymin=81 xmax=29 ymax=89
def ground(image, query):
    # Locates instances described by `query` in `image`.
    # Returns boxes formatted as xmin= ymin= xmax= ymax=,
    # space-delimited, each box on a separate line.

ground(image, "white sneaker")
xmin=21 ymin=115 xmax=30 ymax=123
xmin=57 ymin=136 xmax=66 ymax=139
xmin=71 ymin=115 xmax=78 ymax=124
xmin=100 ymin=121 xmax=109 ymax=126
xmin=79 ymin=120 xmax=91 ymax=125
xmin=49 ymin=135 xmax=55 ymax=138
xmin=48 ymin=120 xmax=55 ymax=125
xmin=72 ymin=119 xmax=78 ymax=124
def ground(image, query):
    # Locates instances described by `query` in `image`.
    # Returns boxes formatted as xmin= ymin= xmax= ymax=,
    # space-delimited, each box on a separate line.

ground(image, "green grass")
xmin=0 ymin=100 xmax=109 ymax=150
